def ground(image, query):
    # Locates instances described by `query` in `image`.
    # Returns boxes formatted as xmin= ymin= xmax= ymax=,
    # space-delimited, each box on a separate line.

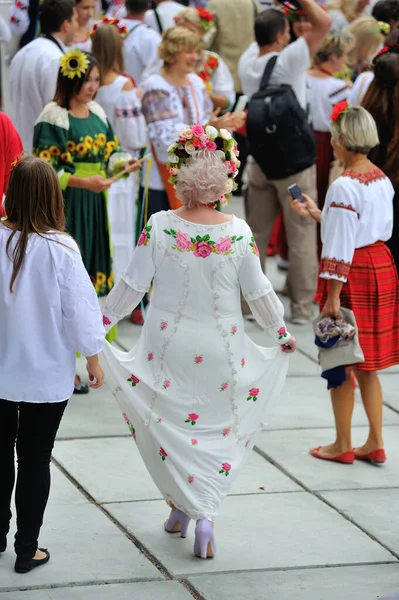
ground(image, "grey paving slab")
xmin=266 ymin=376 xmax=399 ymax=430
xmin=53 ymin=440 xmax=299 ymax=505
xmin=106 ymin=493 xmax=391 ymax=575
xmin=256 ymin=426 xmax=399 ymax=491
xmin=0 ymin=582 xmax=192 ymax=600
xmin=57 ymin=358 xmax=126 ymax=439
xmin=0 ymin=468 xmax=160 ymax=591
xmin=379 ymin=374 xmax=399 ymax=412
xmin=187 ymin=565 xmax=399 ymax=600
xmin=322 ymin=488 xmax=399 ymax=556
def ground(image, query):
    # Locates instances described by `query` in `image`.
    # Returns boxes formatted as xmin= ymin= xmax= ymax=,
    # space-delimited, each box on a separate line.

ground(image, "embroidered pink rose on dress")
xmin=103 ymin=315 xmax=111 ymax=326
xmin=215 ymin=236 xmax=232 ymax=254
xmin=245 ymin=440 xmax=250 ymax=449
xmin=175 ymin=231 xmax=192 ymax=251
xmin=250 ymin=236 xmax=259 ymax=256
xmin=194 ymin=240 xmax=213 ymax=258
xmin=219 ymin=462 xmax=231 ymax=476
xmin=127 ymin=374 xmax=140 ymax=387
xmin=122 ymin=413 xmax=137 ymax=442
xmin=188 ymin=474 xmax=195 ymax=484
xmin=191 ymin=438 xmax=198 ymax=446
xmin=241 ymin=358 xmax=246 ymax=368
xmin=159 ymin=447 xmax=168 ymax=461
xmin=247 ymin=387 xmax=260 ymax=402
xmin=278 ymin=326 xmax=288 ymax=341
xmin=185 ymin=413 xmax=199 ymax=425
xmin=160 ymin=320 xmax=168 ymax=331
xmin=231 ymin=325 xmax=237 ymax=335
xmin=162 ymin=379 xmax=171 ymax=390
xmin=147 ymin=352 xmax=154 ymax=361
xmin=194 ymin=354 xmax=203 ymax=365
xmin=157 ymin=417 xmax=163 ymax=423
xmin=222 ymin=428 xmax=230 ymax=437
xmin=220 ymin=382 xmax=229 ymax=392
xmin=137 ymin=224 xmax=152 ymax=247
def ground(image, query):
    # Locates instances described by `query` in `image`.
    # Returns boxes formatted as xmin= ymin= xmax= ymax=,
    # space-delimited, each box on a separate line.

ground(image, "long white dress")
xmin=96 ymin=75 xmax=147 ymax=281
xmin=101 ymin=210 xmax=290 ymax=521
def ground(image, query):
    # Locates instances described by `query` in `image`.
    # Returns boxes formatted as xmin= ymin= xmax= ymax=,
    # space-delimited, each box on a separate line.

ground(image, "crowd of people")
xmin=1 ymin=0 xmax=399 ymax=577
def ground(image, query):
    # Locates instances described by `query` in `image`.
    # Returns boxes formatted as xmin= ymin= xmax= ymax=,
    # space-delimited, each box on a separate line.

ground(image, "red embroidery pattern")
xmin=321 ymin=257 xmax=351 ymax=279
xmin=341 ymin=168 xmax=386 ymax=186
xmin=330 ymin=202 xmax=360 ymax=218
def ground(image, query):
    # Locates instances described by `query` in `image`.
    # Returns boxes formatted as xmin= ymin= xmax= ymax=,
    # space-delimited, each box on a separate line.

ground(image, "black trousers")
xmin=0 ymin=399 xmax=68 ymax=560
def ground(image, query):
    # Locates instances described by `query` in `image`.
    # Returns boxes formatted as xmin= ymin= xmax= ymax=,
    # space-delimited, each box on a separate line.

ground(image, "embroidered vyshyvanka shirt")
xmin=320 ymin=169 xmax=394 ymax=282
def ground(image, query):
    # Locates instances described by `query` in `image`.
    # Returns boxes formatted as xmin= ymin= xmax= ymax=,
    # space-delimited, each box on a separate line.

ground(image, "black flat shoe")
xmin=73 ymin=375 xmax=89 ymax=395
xmin=15 ymin=548 xmax=50 ymax=573
xmin=0 ymin=538 xmax=6 ymax=553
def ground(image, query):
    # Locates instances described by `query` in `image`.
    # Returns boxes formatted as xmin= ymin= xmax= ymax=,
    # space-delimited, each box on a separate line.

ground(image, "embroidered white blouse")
xmin=320 ymin=169 xmax=394 ymax=283
xmin=0 ymin=226 xmax=105 ymax=403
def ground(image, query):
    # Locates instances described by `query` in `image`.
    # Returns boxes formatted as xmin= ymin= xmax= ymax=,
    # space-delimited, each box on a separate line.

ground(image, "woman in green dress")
xmin=33 ymin=49 xmax=140 ymax=391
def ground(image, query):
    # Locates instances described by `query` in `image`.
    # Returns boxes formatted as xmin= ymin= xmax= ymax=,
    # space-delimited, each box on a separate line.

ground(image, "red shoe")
xmin=310 ymin=446 xmax=355 ymax=464
xmin=130 ymin=309 xmax=144 ymax=326
xmin=354 ymin=448 xmax=386 ymax=464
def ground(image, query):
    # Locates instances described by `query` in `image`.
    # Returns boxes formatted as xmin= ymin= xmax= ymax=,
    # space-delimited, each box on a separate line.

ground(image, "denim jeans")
xmin=0 ymin=399 xmax=68 ymax=560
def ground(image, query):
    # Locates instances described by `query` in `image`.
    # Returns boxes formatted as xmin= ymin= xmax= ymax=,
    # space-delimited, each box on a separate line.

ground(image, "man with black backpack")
xmin=238 ymin=2 xmax=331 ymax=324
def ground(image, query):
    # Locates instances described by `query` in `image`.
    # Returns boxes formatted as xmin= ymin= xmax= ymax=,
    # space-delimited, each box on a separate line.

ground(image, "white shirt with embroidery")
xmin=100 ymin=210 xmax=291 ymax=521
xmin=320 ymin=169 xmax=394 ymax=282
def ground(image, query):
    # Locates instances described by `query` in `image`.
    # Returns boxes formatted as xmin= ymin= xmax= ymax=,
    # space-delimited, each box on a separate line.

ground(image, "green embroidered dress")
xmin=33 ymin=101 xmax=130 ymax=300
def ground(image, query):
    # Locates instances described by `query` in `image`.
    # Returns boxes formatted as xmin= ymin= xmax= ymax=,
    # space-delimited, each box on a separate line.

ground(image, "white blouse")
xmin=307 ymin=75 xmax=351 ymax=132
xmin=95 ymin=75 xmax=147 ymax=155
xmin=0 ymin=226 xmax=105 ymax=403
xmin=320 ymin=170 xmax=394 ymax=283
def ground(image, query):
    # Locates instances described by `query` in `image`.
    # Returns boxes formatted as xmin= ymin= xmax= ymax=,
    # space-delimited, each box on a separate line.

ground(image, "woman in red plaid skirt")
xmin=291 ymin=104 xmax=399 ymax=465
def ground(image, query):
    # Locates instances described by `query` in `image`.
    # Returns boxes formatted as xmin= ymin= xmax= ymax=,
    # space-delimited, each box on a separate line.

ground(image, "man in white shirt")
xmin=9 ymin=0 xmax=78 ymax=152
xmin=145 ymin=0 xmax=183 ymax=33
xmin=122 ymin=0 xmax=162 ymax=85
xmin=238 ymin=2 xmax=331 ymax=324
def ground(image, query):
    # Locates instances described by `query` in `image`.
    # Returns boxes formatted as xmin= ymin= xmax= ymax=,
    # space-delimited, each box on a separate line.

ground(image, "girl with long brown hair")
xmin=0 ymin=156 xmax=104 ymax=574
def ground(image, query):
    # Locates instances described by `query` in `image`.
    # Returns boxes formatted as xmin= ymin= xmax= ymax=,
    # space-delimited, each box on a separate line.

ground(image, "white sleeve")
xmin=141 ymin=55 xmax=163 ymax=83
xmin=212 ymin=56 xmax=235 ymax=109
xmin=39 ymin=56 xmax=62 ymax=107
xmin=320 ymin=183 xmax=359 ymax=283
xmin=103 ymin=215 xmax=157 ymax=330
xmin=137 ymin=30 xmax=162 ymax=85
xmin=348 ymin=72 xmax=374 ymax=106
xmin=59 ymin=246 xmax=105 ymax=357
xmin=112 ymin=90 xmax=147 ymax=153
xmin=9 ymin=0 xmax=29 ymax=36
xmin=278 ymin=37 xmax=311 ymax=75
xmin=239 ymin=227 xmax=291 ymax=346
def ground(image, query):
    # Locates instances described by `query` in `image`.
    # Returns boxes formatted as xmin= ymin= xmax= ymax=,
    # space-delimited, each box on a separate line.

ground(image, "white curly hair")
xmin=175 ymin=150 xmax=229 ymax=209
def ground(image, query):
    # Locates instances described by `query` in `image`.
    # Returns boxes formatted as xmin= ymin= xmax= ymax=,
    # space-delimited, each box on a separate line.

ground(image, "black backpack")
xmin=246 ymin=55 xmax=316 ymax=180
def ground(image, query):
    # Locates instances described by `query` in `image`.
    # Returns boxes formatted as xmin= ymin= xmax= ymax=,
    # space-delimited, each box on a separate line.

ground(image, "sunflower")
xmin=107 ymin=272 xmax=114 ymax=287
xmin=97 ymin=133 xmax=106 ymax=146
xmin=114 ymin=136 xmax=120 ymax=147
xmin=39 ymin=150 xmax=51 ymax=161
xmin=67 ymin=140 xmax=76 ymax=152
xmin=106 ymin=141 xmax=115 ymax=153
xmin=92 ymin=140 xmax=99 ymax=152
xmin=104 ymin=148 xmax=111 ymax=160
xmin=60 ymin=49 xmax=90 ymax=80
xmin=76 ymin=143 xmax=86 ymax=155
xmin=49 ymin=146 xmax=61 ymax=157
xmin=61 ymin=152 xmax=72 ymax=163
xmin=84 ymin=135 xmax=93 ymax=148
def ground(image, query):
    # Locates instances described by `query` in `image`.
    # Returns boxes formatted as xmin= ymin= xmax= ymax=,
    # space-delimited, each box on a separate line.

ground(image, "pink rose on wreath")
xmin=192 ymin=124 xmax=205 ymax=137
xmin=219 ymin=462 xmax=231 ymax=476
xmin=206 ymin=140 xmax=217 ymax=151
xmin=191 ymin=438 xmax=198 ymax=446
xmin=169 ymin=167 xmax=178 ymax=175
xmin=193 ymin=241 xmax=212 ymax=258
xmin=127 ymin=374 xmax=140 ymax=387
xmin=137 ymin=229 xmax=147 ymax=246
xmin=220 ymin=382 xmax=229 ymax=392
xmin=147 ymin=352 xmax=154 ymax=361
xmin=222 ymin=428 xmax=230 ymax=437
xmin=219 ymin=194 xmax=228 ymax=207
xmin=231 ymin=325 xmax=237 ymax=335
xmin=163 ymin=379 xmax=171 ymax=390
xmin=193 ymin=137 xmax=204 ymax=149
xmin=175 ymin=231 xmax=192 ymax=251
xmin=226 ymin=161 xmax=237 ymax=174
xmin=186 ymin=412 xmax=199 ymax=425
xmin=194 ymin=354 xmax=203 ymax=364
xmin=159 ymin=447 xmax=168 ymax=461
xmin=188 ymin=475 xmax=195 ymax=484
xmin=103 ymin=315 xmax=111 ymax=326
xmin=247 ymin=387 xmax=260 ymax=402
xmin=215 ymin=236 xmax=232 ymax=254
xmin=160 ymin=320 xmax=168 ymax=331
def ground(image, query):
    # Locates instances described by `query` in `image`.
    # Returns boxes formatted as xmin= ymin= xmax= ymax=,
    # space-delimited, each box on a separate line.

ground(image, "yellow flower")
xmin=61 ymin=152 xmax=72 ymax=163
xmin=84 ymin=135 xmax=93 ymax=148
xmin=50 ymin=146 xmax=61 ymax=157
xmin=114 ymin=136 xmax=119 ymax=147
xmin=97 ymin=133 xmax=106 ymax=146
xmin=60 ymin=49 xmax=90 ymax=80
xmin=107 ymin=272 xmax=114 ymax=288
xmin=67 ymin=140 xmax=76 ymax=152
xmin=104 ymin=148 xmax=111 ymax=160
xmin=95 ymin=272 xmax=107 ymax=291
xmin=76 ymin=143 xmax=86 ymax=155
xmin=39 ymin=150 xmax=51 ymax=161
xmin=106 ymin=141 xmax=116 ymax=153
xmin=92 ymin=140 xmax=99 ymax=152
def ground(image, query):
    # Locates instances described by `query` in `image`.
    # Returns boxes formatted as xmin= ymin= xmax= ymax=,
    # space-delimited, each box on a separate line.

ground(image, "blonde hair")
xmin=346 ymin=16 xmax=384 ymax=64
xmin=175 ymin=7 xmax=203 ymax=31
xmin=158 ymin=27 xmax=200 ymax=65
xmin=91 ymin=23 xmax=124 ymax=78
xmin=326 ymin=0 xmax=364 ymax=22
xmin=175 ymin=150 xmax=228 ymax=208
xmin=330 ymin=106 xmax=379 ymax=154
xmin=314 ymin=30 xmax=355 ymax=65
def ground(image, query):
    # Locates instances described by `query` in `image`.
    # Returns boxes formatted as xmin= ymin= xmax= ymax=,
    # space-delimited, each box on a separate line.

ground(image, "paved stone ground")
xmin=2 ymin=198 xmax=399 ymax=599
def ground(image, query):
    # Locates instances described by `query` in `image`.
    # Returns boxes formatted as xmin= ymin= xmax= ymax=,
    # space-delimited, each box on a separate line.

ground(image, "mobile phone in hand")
xmin=275 ymin=0 xmax=303 ymax=10
xmin=233 ymin=95 xmax=248 ymax=114
xmin=288 ymin=183 xmax=305 ymax=204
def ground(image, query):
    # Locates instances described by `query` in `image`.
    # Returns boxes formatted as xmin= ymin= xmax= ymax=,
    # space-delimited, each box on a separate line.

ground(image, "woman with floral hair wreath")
xmin=100 ymin=124 xmax=296 ymax=560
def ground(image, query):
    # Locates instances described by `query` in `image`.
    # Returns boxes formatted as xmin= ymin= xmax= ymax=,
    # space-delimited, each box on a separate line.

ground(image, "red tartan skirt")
xmin=319 ymin=241 xmax=399 ymax=371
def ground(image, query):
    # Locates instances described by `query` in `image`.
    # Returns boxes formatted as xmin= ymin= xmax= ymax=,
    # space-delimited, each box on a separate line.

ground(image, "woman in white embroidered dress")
xmin=291 ymin=104 xmax=399 ymax=466
xmin=101 ymin=145 xmax=296 ymax=559
xmin=92 ymin=20 xmax=147 ymax=283
xmin=71 ymin=0 xmax=95 ymax=51
xmin=140 ymin=27 xmax=240 ymax=219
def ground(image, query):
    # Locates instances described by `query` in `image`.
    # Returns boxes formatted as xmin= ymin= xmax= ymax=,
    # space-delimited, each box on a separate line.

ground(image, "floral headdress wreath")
xmin=167 ymin=124 xmax=240 ymax=208
xmin=283 ymin=3 xmax=325 ymax=22
xmin=60 ymin=49 xmax=90 ymax=79
xmin=373 ymin=43 xmax=399 ymax=64
xmin=91 ymin=17 xmax=128 ymax=39
xmin=330 ymin=100 xmax=351 ymax=123
xmin=196 ymin=7 xmax=214 ymax=33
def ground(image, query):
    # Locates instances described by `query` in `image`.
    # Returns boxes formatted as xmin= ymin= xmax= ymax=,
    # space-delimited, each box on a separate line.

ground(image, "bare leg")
xmin=311 ymin=373 xmax=354 ymax=458
xmin=354 ymin=370 xmax=384 ymax=454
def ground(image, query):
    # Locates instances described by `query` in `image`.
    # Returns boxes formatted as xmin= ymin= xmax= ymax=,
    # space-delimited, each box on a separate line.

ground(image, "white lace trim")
xmin=121 ymin=273 xmax=150 ymax=293
xmin=244 ymin=286 xmax=273 ymax=301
